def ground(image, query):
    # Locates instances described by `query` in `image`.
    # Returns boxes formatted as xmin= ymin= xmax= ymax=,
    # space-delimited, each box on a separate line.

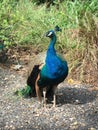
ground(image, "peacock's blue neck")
xmin=47 ymin=35 xmax=57 ymax=55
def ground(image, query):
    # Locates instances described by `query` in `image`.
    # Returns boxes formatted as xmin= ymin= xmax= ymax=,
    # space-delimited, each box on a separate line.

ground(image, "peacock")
xmin=35 ymin=26 xmax=68 ymax=107
xmin=15 ymin=26 xmax=68 ymax=107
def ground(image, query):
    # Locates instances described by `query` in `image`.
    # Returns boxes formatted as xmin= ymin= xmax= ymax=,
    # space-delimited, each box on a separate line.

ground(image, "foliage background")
xmin=0 ymin=0 xmax=98 ymax=85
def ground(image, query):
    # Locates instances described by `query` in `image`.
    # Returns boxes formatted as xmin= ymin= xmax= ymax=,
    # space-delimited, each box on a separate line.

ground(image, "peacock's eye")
xmin=47 ymin=31 xmax=53 ymax=37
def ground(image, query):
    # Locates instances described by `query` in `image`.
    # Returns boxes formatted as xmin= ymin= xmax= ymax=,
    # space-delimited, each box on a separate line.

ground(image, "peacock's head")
xmin=45 ymin=26 xmax=61 ymax=38
xmin=46 ymin=30 xmax=55 ymax=38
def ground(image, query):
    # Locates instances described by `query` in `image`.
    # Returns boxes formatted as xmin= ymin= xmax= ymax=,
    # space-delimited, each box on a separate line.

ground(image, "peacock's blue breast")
xmin=40 ymin=54 xmax=68 ymax=79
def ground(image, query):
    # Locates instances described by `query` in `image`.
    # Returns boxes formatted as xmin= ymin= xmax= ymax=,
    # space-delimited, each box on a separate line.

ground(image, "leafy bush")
xmin=0 ymin=0 xmax=98 ymax=83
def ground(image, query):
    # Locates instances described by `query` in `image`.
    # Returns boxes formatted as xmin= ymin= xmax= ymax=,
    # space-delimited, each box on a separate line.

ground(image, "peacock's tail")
xmin=14 ymin=85 xmax=32 ymax=98
xmin=15 ymin=65 xmax=41 ymax=98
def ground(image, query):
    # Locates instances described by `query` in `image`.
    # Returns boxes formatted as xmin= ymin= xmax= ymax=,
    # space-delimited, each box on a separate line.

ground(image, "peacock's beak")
xmin=45 ymin=31 xmax=49 ymax=37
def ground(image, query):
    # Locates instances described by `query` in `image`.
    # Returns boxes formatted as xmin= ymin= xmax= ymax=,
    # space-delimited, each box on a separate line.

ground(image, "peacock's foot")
xmin=51 ymin=101 xmax=56 ymax=107
xmin=42 ymin=97 xmax=47 ymax=107
xmin=37 ymin=98 xmax=47 ymax=108
xmin=36 ymin=101 xmax=44 ymax=109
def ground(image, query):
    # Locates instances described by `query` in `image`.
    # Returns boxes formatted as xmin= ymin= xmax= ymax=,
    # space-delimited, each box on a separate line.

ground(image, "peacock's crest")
xmin=54 ymin=25 xmax=62 ymax=32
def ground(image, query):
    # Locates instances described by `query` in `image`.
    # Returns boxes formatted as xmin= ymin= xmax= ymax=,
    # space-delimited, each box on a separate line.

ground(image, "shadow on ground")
xmin=57 ymin=86 xmax=97 ymax=105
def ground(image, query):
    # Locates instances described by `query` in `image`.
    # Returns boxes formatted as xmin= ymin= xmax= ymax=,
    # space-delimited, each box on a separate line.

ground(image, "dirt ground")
xmin=0 ymin=46 xmax=98 ymax=130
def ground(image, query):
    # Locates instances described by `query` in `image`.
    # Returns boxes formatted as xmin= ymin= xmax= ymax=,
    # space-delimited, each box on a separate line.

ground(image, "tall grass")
xmin=0 ymin=0 xmax=98 ymax=84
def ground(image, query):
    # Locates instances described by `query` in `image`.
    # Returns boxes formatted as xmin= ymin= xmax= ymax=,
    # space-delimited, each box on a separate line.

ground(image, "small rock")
xmin=5 ymin=125 xmax=9 ymax=128
xmin=88 ymin=128 xmax=96 ymax=130
xmin=75 ymin=100 xmax=80 ymax=103
xmin=13 ymin=64 xmax=22 ymax=70
xmin=71 ymin=121 xmax=78 ymax=126
xmin=70 ymin=118 xmax=74 ymax=121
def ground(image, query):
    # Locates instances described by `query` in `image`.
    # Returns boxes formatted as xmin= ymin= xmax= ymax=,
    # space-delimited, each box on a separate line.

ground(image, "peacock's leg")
xmin=43 ymin=88 xmax=47 ymax=107
xmin=53 ymin=85 xmax=57 ymax=107
xmin=35 ymin=74 xmax=42 ymax=103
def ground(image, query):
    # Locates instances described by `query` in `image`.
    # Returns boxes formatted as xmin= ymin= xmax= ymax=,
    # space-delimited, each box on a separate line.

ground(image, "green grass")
xmin=0 ymin=0 xmax=98 ymax=83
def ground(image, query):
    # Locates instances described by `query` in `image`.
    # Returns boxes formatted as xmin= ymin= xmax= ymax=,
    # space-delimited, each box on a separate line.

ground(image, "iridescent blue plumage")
xmin=38 ymin=27 xmax=68 ymax=87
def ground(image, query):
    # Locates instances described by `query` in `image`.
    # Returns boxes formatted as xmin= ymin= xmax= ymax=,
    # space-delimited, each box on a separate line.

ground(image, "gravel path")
xmin=0 ymin=67 xmax=98 ymax=130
